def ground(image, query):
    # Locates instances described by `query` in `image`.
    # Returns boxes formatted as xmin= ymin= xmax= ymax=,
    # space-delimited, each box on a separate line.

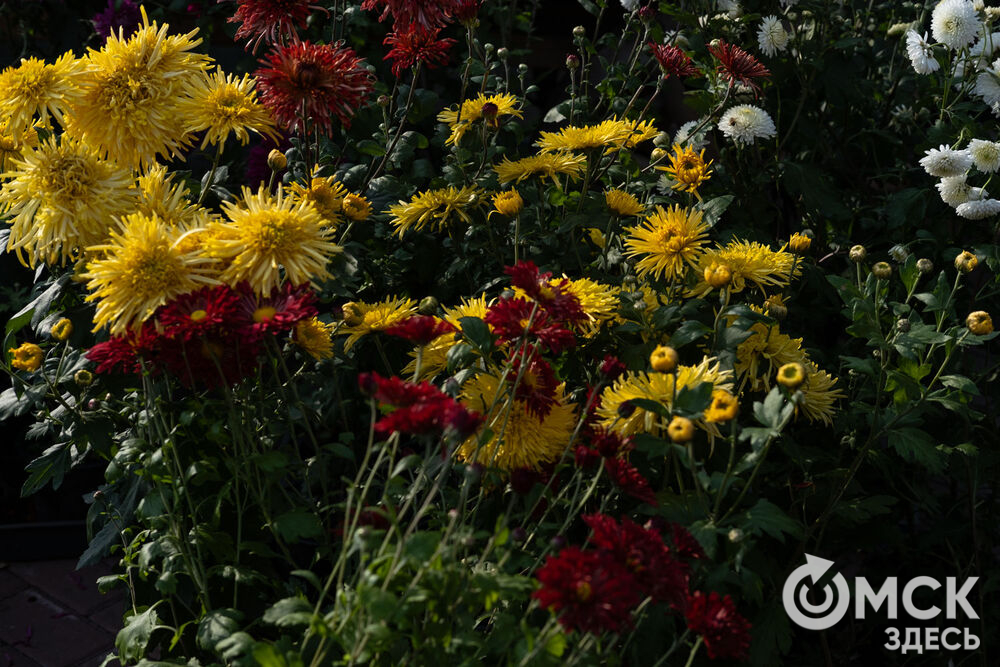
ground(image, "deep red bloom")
xmin=574 ymin=445 xmax=601 ymax=468
xmin=234 ymin=282 xmax=317 ymax=341
xmin=505 ymin=261 xmax=587 ymax=327
xmin=158 ymin=333 xmax=259 ymax=389
xmin=451 ymin=0 xmax=481 ymax=25
xmin=383 ymin=25 xmax=456 ymax=77
xmin=590 ymin=428 xmax=627 ymax=458
xmin=87 ymin=335 xmax=141 ymax=375
xmin=583 ymin=514 xmax=687 ymax=607
xmin=256 ymin=41 xmax=374 ymax=134
xmin=509 ymin=351 xmax=558 ymax=419
xmin=605 ymin=456 xmax=658 ymax=506
xmin=484 ymin=298 xmax=576 ymax=354
xmin=684 ymin=590 xmax=752 ymax=660
xmin=669 ymin=523 xmax=706 ymax=562
xmin=359 ymin=372 xmax=482 ymax=438
xmin=533 ymin=546 xmax=640 ymax=634
xmin=360 ymin=0 xmax=464 ymax=31
xmin=384 ymin=315 xmax=456 ymax=346
xmin=648 ymin=43 xmax=700 ymax=80
xmin=157 ymin=285 xmax=241 ymax=342
xmin=598 ymin=355 xmax=626 ymax=382
xmin=707 ymin=40 xmax=770 ymax=94
xmin=228 ymin=0 xmax=318 ymax=53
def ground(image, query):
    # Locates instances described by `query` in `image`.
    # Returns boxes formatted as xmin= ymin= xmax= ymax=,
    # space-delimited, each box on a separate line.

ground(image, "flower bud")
xmin=638 ymin=5 xmax=656 ymax=21
xmin=916 ymin=258 xmax=934 ymax=274
xmin=777 ymin=362 xmax=806 ymax=389
xmin=418 ymin=296 xmax=440 ymax=316
xmin=764 ymin=294 xmax=787 ymax=320
xmin=955 ymin=250 xmax=979 ymax=274
xmin=849 ymin=244 xmax=867 ymax=263
xmin=649 ymin=345 xmax=678 ymax=373
xmin=872 ymin=261 xmax=892 ymax=279
xmin=573 ymin=25 xmax=586 ymax=38
xmin=650 ymin=147 xmax=667 ymax=162
xmin=967 ymin=310 xmax=994 ymax=335
xmin=377 ymin=94 xmax=391 ymax=107
xmin=358 ymin=372 xmax=378 ymax=397
xmin=341 ymin=302 xmax=364 ymax=326
xmin=74 ymin=369 xmax=94 ymax=387
xmin=566 ymin=54 xmax=580 ymax=70
xmin=667 ymin=416 xmax=694 ymax=443
xmin=86 ymin=398 xmax=100 ymax=410
xmin=484 ymin=43 xmax=495 ymax=55
xmin=511 ymin=527 xmax=527 ymax=543
xmin=788 ymin=233 xmax=811 ymax=255
xmin=550 ymin=535 xmax=566 ymax=550
xmin=481 ymin=101 xmax=499 ymax=122
xmin=266 ymin=149 xmax=286 ymax=171
xmin=518 ymin=63 xmax=529 ymax=76
xmin=896 ymin=319 xmax=911 ymax=333
xmin=497 ymin=47 xmax=509 ymax=60
xmin=888 ymin=244 xmax=910 ymax=262
xmin=728 ymin=528 xmax=744 ymax=543
xmin=704 ymin=262 xmax=733 ymax=288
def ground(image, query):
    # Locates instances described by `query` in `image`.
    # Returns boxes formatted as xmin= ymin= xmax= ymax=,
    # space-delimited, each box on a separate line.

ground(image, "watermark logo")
xmin=782 ymin=553 xmax=981 ymax=654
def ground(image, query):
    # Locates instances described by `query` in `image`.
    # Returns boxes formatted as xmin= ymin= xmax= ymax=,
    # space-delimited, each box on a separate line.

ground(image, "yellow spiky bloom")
xmin=0 ymin=52 xmax=87 ymax=131
xmin=136 ymin=164 xmax=204 ymax=227
xmin=604 ymin=188 xmax=644 ymax=217
xmin=342 ymin=193 xmax=371 ymax=221
xmin=437 ymin=92 xmax=523 ymax=145
xmin=689 ymin=240 xmax=800 ymax=297
xmin=403 ymin=296 xmax=490 ymax=378
xmin=535 ymin=118 xmax=635 ymax=152
xmin=67 ymin=6 xmax=210 ymax=168
xmin=734 ymin=321 xmax=806 ymax=392
xmin=0 ymin=136 xmax=135 ymax=267
xmin=9 ymin=342 xmax=44 ymax=372
xmin=287 ymin=171 xmax=348 ymax=226
xmin=206 ymin=186 xmax=341 ymax=295
xmin=338 ymin=296 xmax=417 ymax=351
xmin=388 ymin=185 xmax=485 ymax=236
xmin=597 ymin=356 xmax=733 ymax=438
xmin=657 ymin=143 xmax=713 ymax=198
xmin=458 ymin=373 xmax=576 ymax=472
xmin=624 ymin=205 xmax=710 ymax=281
xmin=0 ymin=118 xmax=39 ymax=168
xmin=492 ymin=189 xmax=524 ymax=217
xmin=622 ymin=118 xmax=659 ymax=149
xmin=175 ymin=69 xmax=278 ymax=150
xmin=797 ymin=362 xmax=844 ymax=425
xmin=82 ymin=212 xmax=220 ymax=334
xmin=294 ymin=317 xmax=336 ymax=360
xmin=494 ymin=153 xmax=587 ymax=185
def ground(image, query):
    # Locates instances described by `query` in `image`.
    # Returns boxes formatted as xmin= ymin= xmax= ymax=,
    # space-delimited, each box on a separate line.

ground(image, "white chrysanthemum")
xmin=975 ymin=63 xmax=1000 ymax=106
xmin=936 ymin=175 xmax=986 ymax=206
xmin=674 ymin=119 xmax=711 ymax=150
xmin=888 ymin=22 xmax=915 ymax=37
xmin=719 ymin=105 xmax=777 ymax=145
xmin=718 ymin=0 xmax=741 ymax=19
xmin=969 ymin=30 xmax=1000 ymax=58
xmin=957 ymin=198 xmax=1000 ymax=218
xmin=906 ymin=31 xmax=941 ymax=74
xmin=919 ymin=144 xmax=973 ymax=177
xmin=758 ymin=16 xmax=789 ymax=57
xmin=931 ymin=0 xmax=981 ymax=50
xmin=968 ymin=138 xmax=1000 ymax=171
xmin=619 ymin=0 xmax=639 ymax=11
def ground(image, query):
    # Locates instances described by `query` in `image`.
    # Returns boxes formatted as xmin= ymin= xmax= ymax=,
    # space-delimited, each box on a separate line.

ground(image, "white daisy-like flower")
xmin=717 ymin=0 xmax=742 ymax=19
xmin=968 ymin=138 xmax=1000 ymax=172
xmin=936 ymin=175 xmax=986 ymax=206
xmin=906 ymin=31 xmax=941 ymax=74
xmin=919 ymin=144 xmax=973 ymax=177
xmin=758 ymin=16 xmax=789 ymax=57
xmin=957 ymin=198 xmax=1000 ymax=218
xmin=619 ymin=0 xmax=639 ymax=11
xmin=975 ymin=66 xmax=1000 ymax=106
xmin=674 ymin=119 xmax=711 ymax=150
xmin=968 ymin=30 xmax=1000 ymax=58
xmin=931 ymin=0 xmax=981 ymax=50
xmin=719 ymin=105 xmax=777 ymax=145
xmin=889 ymin=244 xmax=911 ymax=262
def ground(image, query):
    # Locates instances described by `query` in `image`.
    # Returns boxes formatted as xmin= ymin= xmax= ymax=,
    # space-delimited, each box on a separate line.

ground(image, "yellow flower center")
xmin=0 ymin=134 xmax=18 ymax=152
xmin=248 ymin=210 xmax=302 ymax=255
xmin=100 ymin=69 xmax=155 ymax=117
xmin=10 ymin=61 xmax=54 ymax=104
xmin=212 ymin=88 xmax=251 ymax=119
xmin=125 ymin=244 xmax=183 ymax=296
xmin=253 ymin=306 xmax=277 ymax=322
xmin=575 ymin=581 xmax=593 ymax=602
xmin=40 ymin=154 xmax=94 ymax=199
xmin=189 ymin=309 xmax=208 ymax=322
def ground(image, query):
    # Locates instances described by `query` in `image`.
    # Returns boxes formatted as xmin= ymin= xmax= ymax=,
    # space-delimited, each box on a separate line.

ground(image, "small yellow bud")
xmin=872 ymin=261 xmax=892 ymax=280
xmin=788 ymin=233 xmax=812 ymax=254
xmin=966 ymin=311 xmax=994 ymax=335
xmin=50 ymin=318 xmax=73 ymax=341
xmin=649 ymin=345 xmax=678 ymax=373
xmin=849 ymin=245 xmax=867 ymax=263
xmin=267 ymin=149 xmax=287 ymax=171
xmin=667 ymin=416 xmax=694 ymax=443
xmin=955 ymin=250 xmax=979 ymax=274
xmin=341 ymin=302 xmax=364 ymax=327
xmin=776 ymin=362 xmax=806 ymax=389
xmin=704 ymin=263 xmax=733 ymax=288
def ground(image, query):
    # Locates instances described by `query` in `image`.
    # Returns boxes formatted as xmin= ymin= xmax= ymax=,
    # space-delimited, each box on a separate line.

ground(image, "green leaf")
xmin=404 ymin=531 xmax=440 ymax=562
xmin=116 ymin=604 xmax=163 ymax=662
xmin=458 ymin=316 xmax=494 ymax=352
xmin=940 ymin=374 xmax=979 ymax=395
xmin=628 ymin=398 xmax=671 ymax=419
xmin=359 ymin=587 xmax=398 ymax=622
xmin=739 ymin=499 xmax=802 ymax=543
xmin=696 ymin=194 xmax=734 ymax=227
xmin=272 ymin=511 xmax=322 ymax=542
xmin=753 ymin=387 xmax=789 ymax=429
xmin=196 ymin=608 xmax=243 ymax=652
xmin=672 ymin=382 xmax=714 ymax=418
xmin=21 ymin=441 xmax=72 ymax=496
xmin=263 ymin=597 xmax=314 ymax=627
xmin=670 ymin=320 xmax=712 ymax=347
xmin=888 ymin=427 xmax=945 ymax=473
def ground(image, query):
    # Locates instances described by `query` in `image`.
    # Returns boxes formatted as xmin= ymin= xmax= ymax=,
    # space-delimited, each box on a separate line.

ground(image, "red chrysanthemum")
xmin=359 ymin=372 xmax=482 ymax=438
xmin=684 ymin=590 xmax=752 ymax=660
xmin=256 ymin=41 xmax=374 ymax=135
xmin=589 ymin=428 xmax=627 ymax=458
xmin=509 ymin=351 xmax=558 ymax=419
xmin=484 ymin=298 xmax=576 ymax=355
xmin=707 ymin=40 xmax=770 ymax=94
xmin=384 ymin=315 xmax=456 ymax=346
xmin=605 ymin=456 xmax=658 ymax=506
xmin=598 ymin=354 xmax=626 ymax=382
xmin=228 ymin=0 xmax=319 ymax=53
xmin=383 ymin=24 xmax=456 ymax=77
xmin=360 ymin=0 xmax=464 ymax=31
xmin=533 ymin=546 xmax=640 ymax=634
xmin=583 ymin=514 xmax=687 ymax=607
xmin=157 ymin=285 xmax=241 ymax=342
xmin=87 ymin=336 xmax=141 ymax=375
xmin=669 ymin=522 xmax=706 ymax=562
xmin=574 ymin=444 xmax=601 ymax=468
xmin=158 ymin=333 xmax=259 ymax=389
xmin=648 ymin=43 xmax=700 ymax=80
xmin=235 ymin=281 xmax=317 ymax=341
xmin=451 ymin=0 xmax=481 ymax=26
xmin=505 ymin=261 xmax=587 ymax=327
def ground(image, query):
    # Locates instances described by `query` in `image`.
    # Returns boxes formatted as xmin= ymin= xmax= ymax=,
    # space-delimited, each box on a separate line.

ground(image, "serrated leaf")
xmin=697 ymin=194 xmax=734 ymax=227
xmin=458 ymin=316 xmax=494 ymax=352
xmin=888 ymin=427 xmax=945 ymax=473
xmin=672 ymin=382 xmax=713 ymax=418
xmin=116 ymin=604 xmax=163 ymax=662
xmin=197 ymin=608 xmax=242 ymax=652
xmin=263 ymin=597 xmax=314 ymax=627
xmin=272 ymin=511 xmax=322 ymax=542
xmin=670 ymin=320 xmax=712 ymax=347
xmin=739 ymin=499 xmax=802 ymax=543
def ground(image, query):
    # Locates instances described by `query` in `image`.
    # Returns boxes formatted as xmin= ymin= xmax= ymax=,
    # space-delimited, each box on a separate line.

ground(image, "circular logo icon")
xmin=782 ymin=554 xmax=851 ymax=630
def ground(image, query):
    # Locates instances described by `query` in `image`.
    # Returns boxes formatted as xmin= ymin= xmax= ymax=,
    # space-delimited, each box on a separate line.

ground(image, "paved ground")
xmin=0 ymin=560 xmax=122 ymax=667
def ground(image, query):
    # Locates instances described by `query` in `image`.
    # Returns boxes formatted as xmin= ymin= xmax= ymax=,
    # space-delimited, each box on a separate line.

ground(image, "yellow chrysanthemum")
xmin=689 ymin=240 xmax=800 ymax=297
xmin=0 ymin=136 xmax=135 ymax=267
xmin=458 ymin=373 xmax=576 ymax=472
xmin=622 ymin=118 xmax=659 ymax=149
xmin=136 ymin=164 xmax=204 ymax=227
xmin=207 ymin=186 xmax=342 ymax=295
xmin=175 ymin=69 xmax=277 ymax=150
xmin=536 ymin=118 xmax=635 ymax=153
xmin=388 ymin=185 xmax=485 ymax=236
xmin=437 ymin=92 xmax=523 ymax=145
xmin=288 ymin=173 xmax=347 ymax=225
xmin=0 ymin=52 xmax=86 ymax=130
xmin=624 ymin=205 xmax=709 ymax=281
xmin=494 ymin=153 xmax=588 ymax=185
xmin=597 ymin=356 xmax=733 ymax=438
xmin=515 ymin=277 xmax=620 ymax=337
xmin=492 ymin=189 xmax=524 ymax=217
xmin=342 ymin=194 xmax=371 ymax=221
xmin=657 ymin=144 xmax=713 ymax=197
xmin=798 ymin=362 xmax=844 ymax=425
xmin=294 ymin=317 xmax=336 ymax=360
xmin=9 ymin=342 xmax=44 ymax=372
xmin=338 ymin=296 xmax=417 ymax=351
xmin=0 ymin=118 xmax=39 ymax=170
xmin=50 ymin=318 xmax=74 ymax=341
xmin=404 ymin=296 xmax=490 ymax=378
xmin=67 ymin=6 xmax=210 ymax=168
xmin=604 ymin=188 xmax=644 ymax=217
xmin=734 ymin=322 xmax=806 ymax=392
xmin=704 ymin=388 xmax=739 ymax=423
xmin=83 ymin=212 xmax=220 ymax=334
